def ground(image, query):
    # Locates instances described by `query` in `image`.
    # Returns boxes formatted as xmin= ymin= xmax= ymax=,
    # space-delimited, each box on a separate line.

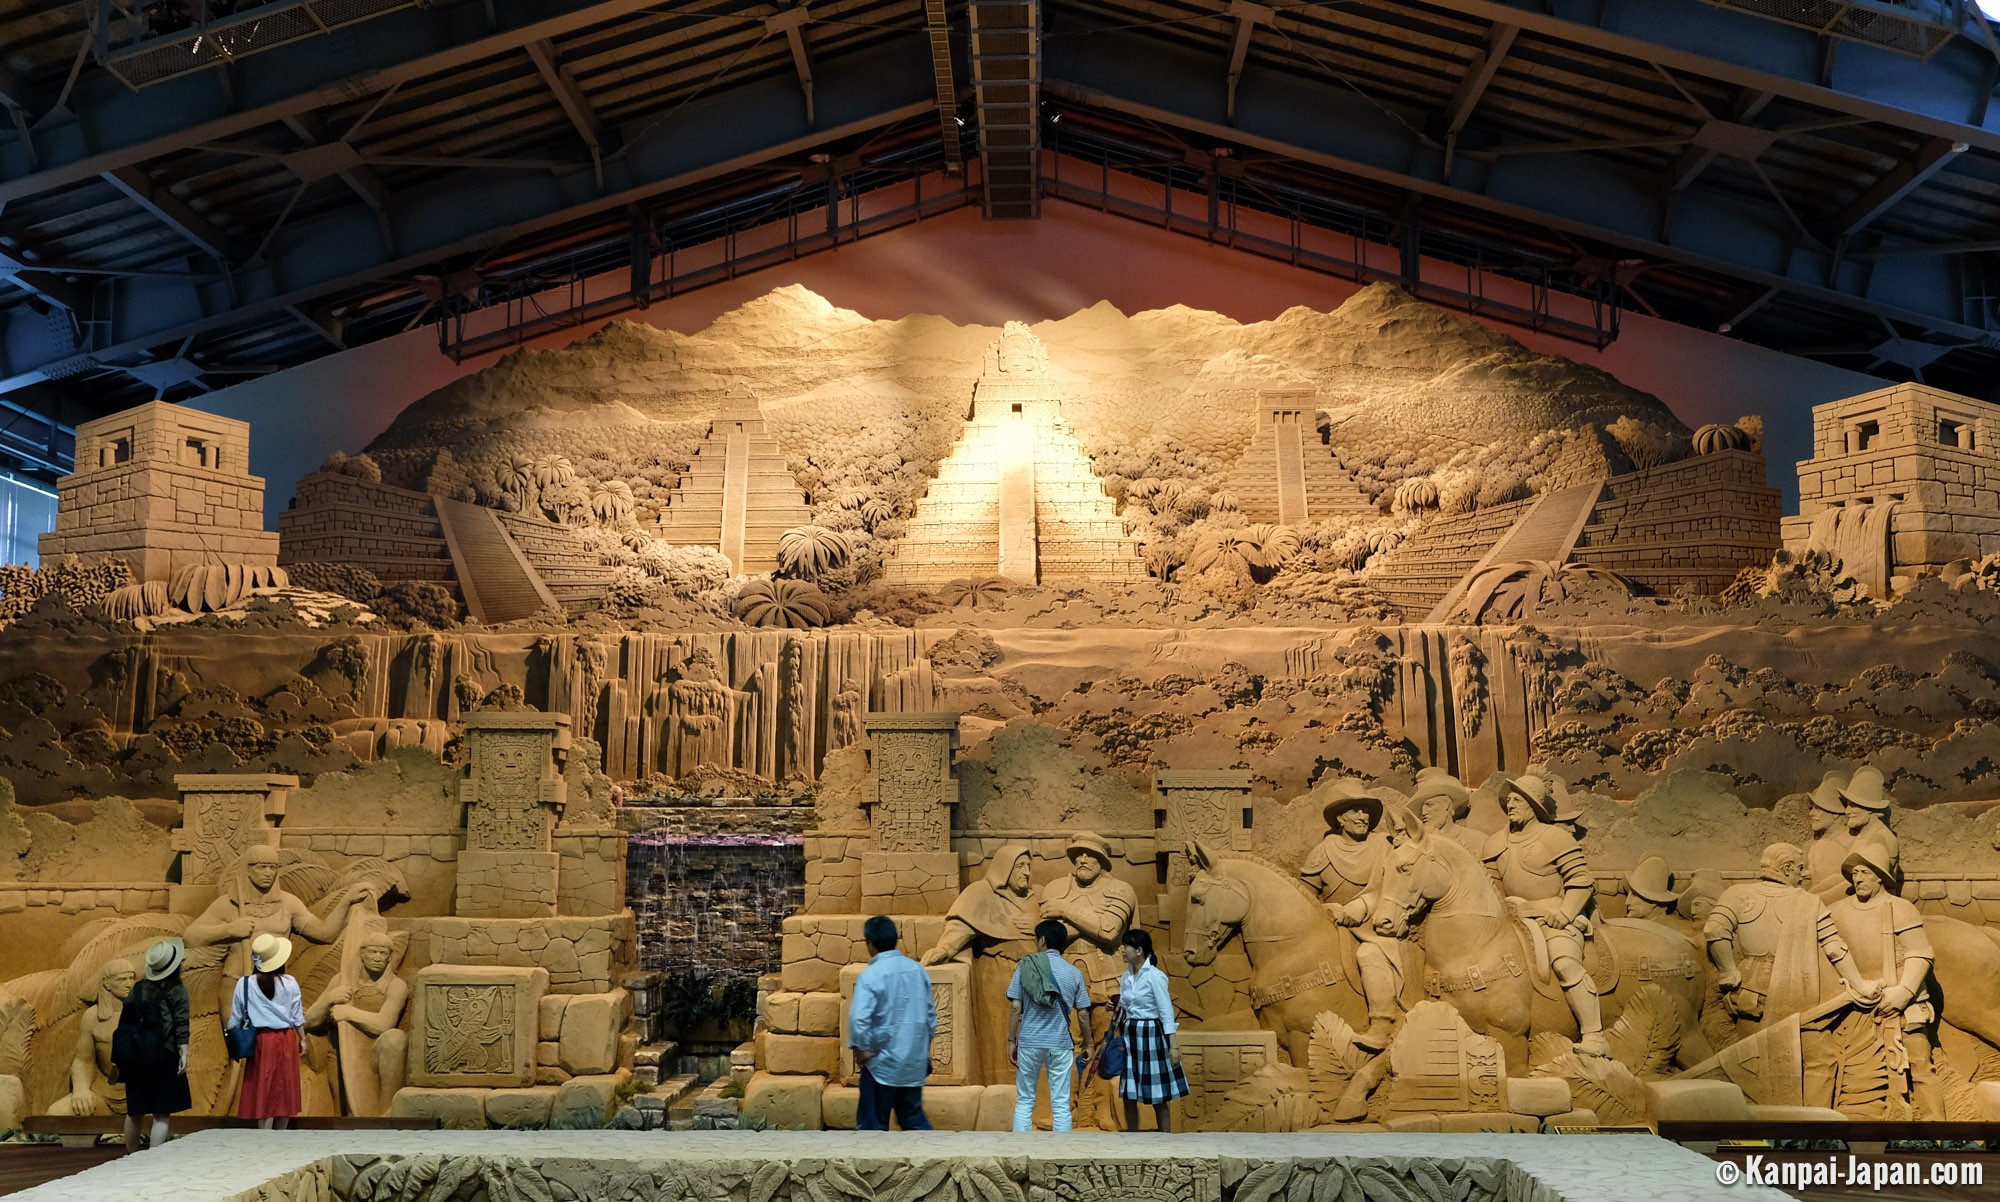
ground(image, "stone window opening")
xmin=102 ymin=435 xmax=133 ymax=467
xmin=184 ymin=437 xmax=215 ymax=469
xmin=1939 ymin=418 xmax=1971 ymax=450
xmin=1240 ymin=807 xmax=1254 ymax=830
xmin=1853 ymin=420 xmax=1879 ymax=452
xmin=1011 ymin=403 xmax=1023 ymax=414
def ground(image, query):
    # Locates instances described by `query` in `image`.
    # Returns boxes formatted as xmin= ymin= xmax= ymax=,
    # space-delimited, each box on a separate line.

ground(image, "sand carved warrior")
xmin=1826 ymin=846 xmax=1940 ymax=1118
xmin=52 ymin=959 xmax=136 ymax=1116
xmin=1839 ymin=767 xmax=1901 ymax=888
xmin=1803 ymin=771 xmax=1852 ymax=901
xmin=924 ymin=843 xmax=1039 ymax=1082
xmin=1041 ymin=833 xmax=1136 ymax=1126
xmin=1409 ymin=769 xmax=1482 ymax=860
xmin=1705 ymin=842 xmax=1877 ymax=1107
xmin=1482 ymin=774 xmax=1609 ymax=1057
xmin=186 ymin=845 xmax=373 ymax=979
xmin=666 ymin=646 xmax=739 ymax=776
xmin=1299 ymin=781 xmax=1406 ymax=1052
xmin=305 ymin=932 xmax=409 ymax=1117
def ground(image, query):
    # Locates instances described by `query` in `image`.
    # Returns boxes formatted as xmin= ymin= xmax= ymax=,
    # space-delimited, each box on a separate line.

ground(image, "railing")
xmin=96 ymin=0 xmax=426 ymax=89
xmin=1699 ymin=0 xmax=1974 ymax=60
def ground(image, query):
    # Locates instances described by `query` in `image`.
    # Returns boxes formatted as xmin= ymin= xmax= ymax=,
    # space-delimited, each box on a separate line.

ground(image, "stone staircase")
xmin=1224 ymin=395 xmax=1377 ymax=526
xmin=1422 ymin=479 xmax=1606 ymax=622
xmin=435 ymin=498 xmax=562 ymax=624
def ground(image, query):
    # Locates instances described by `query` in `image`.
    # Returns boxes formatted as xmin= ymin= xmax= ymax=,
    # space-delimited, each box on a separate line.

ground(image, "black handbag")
xmin=1097 ymin=1001 xmax=1127 ymax=1080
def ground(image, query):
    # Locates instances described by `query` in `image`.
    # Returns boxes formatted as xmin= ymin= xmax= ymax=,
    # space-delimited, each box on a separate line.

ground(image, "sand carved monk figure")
xmin=1483 ymin=774 xmax=1609 ymax=1057
xmin=923 ymin=843 xmax=1038 ymax=1082
xmin=52 ymin=959 xmax=136 ymax=1116
xmin=305 ymin=933 xmax=409 ymax=1117
xmin=1300 ymin=782 xmax=1406 ymax=1052
xmin=1827 ymin=847 xmax=1940 ymax=1118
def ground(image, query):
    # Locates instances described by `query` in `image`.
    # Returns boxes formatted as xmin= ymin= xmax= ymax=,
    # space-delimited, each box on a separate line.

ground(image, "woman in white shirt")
xmin=230 ymin=933 xmax=306 ymax=1129
xmin=1113 ymin=929 xmax=1188 ymax=1131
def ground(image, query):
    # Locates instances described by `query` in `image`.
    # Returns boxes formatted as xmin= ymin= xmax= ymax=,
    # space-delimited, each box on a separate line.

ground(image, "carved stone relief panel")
xmin=1177 ymin=1029 xmax=1281 ymax=1127
xmin=170 ymin=774 xmax=295 ymax=886
xmin=837 ymin=960 xmax=972 ymax=1087
xmin=862 ymin=713 xmax=960 ymax=856
xmin=407 ymin=964 xmax=547 ymax=1088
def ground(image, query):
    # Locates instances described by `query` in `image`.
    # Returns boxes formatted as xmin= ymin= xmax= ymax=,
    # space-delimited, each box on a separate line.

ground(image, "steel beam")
xmin=525 ymin=38 xmax=610 ymax=180
xmin=101 ymin=165 xmax=240 ymax=262
xmin=1225 ymin=1 xmax=1271 ymax=123
xmin=1439 ymin=23 xmax=1515 ymax=141
xmin=1407 ymin=0 xmax=2000 ymax=153
xmin=1830 ymin=136 xmax=1969 ymax=238
xmin=768 ymin=7 xmax=817 ymax=128
xmin=0 ymin=61 xmax=33 ymax=112
xmin=0 ymin=37 xmax=936 ymax=397
xmin=0 ymin=0 xmax=764 ymax=207
xmin=1043 ymin=17 xmax=1994 ymax=345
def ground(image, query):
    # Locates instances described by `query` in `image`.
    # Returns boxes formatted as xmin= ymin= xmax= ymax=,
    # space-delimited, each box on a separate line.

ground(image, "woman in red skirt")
xmin=231 ymin=934 xmax=305 ymax=1128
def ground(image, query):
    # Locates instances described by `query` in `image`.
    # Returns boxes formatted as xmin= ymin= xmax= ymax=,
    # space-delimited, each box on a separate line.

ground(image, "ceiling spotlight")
xmin=1049 ymin=112 xmax=1062 ymax=124
xmin=808 ymin=152 xmax=831 ymax=164
xmin=1979 ymin=0 xmax=2000 ymax=20
xmin=954 ymin=116 xmax=966 ymax=126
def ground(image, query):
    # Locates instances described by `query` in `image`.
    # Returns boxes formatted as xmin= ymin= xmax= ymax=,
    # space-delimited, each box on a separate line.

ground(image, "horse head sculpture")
xmin=1181 ymin=839 xmax=1251 ymax=967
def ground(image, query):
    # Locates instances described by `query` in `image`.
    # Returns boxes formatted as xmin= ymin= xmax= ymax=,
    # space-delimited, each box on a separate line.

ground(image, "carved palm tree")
xmin=591 ymin=480 xmax=637 ymax=527
xmin=776 ymin=526 xmax=853 ymax=580
xmin=733 ymin=578 xmax=832 ymax=628
xmin=1182 ymin=524 xmax=1301 ymax=582
xmin=1459 ymin=559 xmax=1637 ymax=624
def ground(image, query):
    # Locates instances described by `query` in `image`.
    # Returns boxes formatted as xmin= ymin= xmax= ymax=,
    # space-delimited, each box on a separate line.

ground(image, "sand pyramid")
xmin=655 ymin=390 xmax=811 ymax=573
xmin=1224 ymin=390 xmax=1377 ymax=525
xmin=885 ymin=323 xmax=1146 ymax=587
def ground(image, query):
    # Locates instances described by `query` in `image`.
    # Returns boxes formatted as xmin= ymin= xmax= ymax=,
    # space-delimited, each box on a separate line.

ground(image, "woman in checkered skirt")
xmin=1114 ymin=929 xmax=1189 ymax=1131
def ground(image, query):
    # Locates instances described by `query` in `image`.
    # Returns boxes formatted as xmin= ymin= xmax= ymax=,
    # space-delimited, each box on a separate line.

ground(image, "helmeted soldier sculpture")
xmin=1407 ymin=768 xmax=1482 ymax=859
xmin=1300 ymin=779 xmax=1403 ymax=1051
xmin=1827 ymin=845 xmax=1940 ymax=1118
xmin=1704 ymin=841 xmax=1879 ymax=1107
xmin=1840 ymin=767 xmax=1901 ymax=889
xmin=1484 ymin=772 xmax=1610 ymax=1057
xmin=1623 ymin=855 xmax=1681 ymax=923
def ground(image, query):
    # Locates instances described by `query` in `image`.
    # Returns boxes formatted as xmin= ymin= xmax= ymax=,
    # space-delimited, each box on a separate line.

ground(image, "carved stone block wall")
xmin=423 ymin=914 xmax=635 ymax=995
xmin=802 ymin=833 xmax=864 ymax=914
xmin=778 ymin=914 xmax=946 ymax=993
xmin=858 ymin=851 xmax=960 ymax=916
xmin=456 ymin=850 xmax=561 ymax=918
xmin=171 ymin=773 xmax=294 ymax=887
xmin=555 ymin=830 xmax=627 ymax=917
xmin=835 ymin=960 xmax=972 ymax=1086
xmin=408 ymin=964 xmax=548 ymax=1088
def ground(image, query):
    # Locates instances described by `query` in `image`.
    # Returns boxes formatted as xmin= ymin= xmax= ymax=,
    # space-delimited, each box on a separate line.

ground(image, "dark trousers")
xmin=857 ymin=1065 xmax=932 ymax=1131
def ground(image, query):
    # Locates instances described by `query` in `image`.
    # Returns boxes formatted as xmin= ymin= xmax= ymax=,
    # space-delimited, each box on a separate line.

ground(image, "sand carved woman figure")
xmin=922 ymin=843 xmax=1039 ymax=1082
xmin=305 ymin=932 xmax=409 ymax=1117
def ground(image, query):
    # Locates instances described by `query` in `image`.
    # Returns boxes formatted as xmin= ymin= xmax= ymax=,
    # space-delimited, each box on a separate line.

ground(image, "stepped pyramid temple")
xmin=656 ymin=392 xmax=812 ymax=574
xmin=884 ymin=323 xmax=1146 ymax=586
xmin=1224 ymin=390 xmax=1378 ymax=525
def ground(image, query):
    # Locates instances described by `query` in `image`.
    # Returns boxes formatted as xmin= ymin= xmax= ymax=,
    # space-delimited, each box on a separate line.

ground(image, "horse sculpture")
xmin=1181 ymin=841 xmax=1373 ymax=1066
xmin=1370 ymin=817 xmax=1712 ymax=1072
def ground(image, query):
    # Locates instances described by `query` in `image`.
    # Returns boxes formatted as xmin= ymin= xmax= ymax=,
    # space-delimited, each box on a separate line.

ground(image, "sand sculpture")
xmin=5 ymin=284 xmax=2000 ymax=1136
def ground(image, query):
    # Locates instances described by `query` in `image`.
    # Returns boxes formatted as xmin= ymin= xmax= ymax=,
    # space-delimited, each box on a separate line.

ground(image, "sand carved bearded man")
xmin=1041 ymin=833 xmax=1136 ymax=1127
xmin=1827 ymin=847 xmax=1939 ymax=1118
xmin=1484 ymin=774 xmax=1609 ymax=1057
xmin=1300 ymin=781 xmax=1404 ymax=1052
xmin=1706 ymin=841 xmax=1877 ymax=1107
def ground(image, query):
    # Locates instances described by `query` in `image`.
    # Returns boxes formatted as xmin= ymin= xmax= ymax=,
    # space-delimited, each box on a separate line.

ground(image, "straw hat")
xmin=1066 ymin=833 xmax=1114 ymax=868
xmin=1625 ymin=855 xmax=1681 ymax=905
xmin=1808 ymin=771 xmax=1848 ymax=815
xmin=144 ymin=937 xmax=186 ymax=981
xmin=1839 ymin=766 xmax=1894 ymax=812
xmin=250 ymin=933 xmax=294 ymax=973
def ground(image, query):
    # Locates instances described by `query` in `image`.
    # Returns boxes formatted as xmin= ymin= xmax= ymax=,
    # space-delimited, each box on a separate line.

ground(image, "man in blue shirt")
xmin=1007 ymin=918 xmax=1094 ymax=1131
xmin=847 ymin=915 xmax=938 ymax=1131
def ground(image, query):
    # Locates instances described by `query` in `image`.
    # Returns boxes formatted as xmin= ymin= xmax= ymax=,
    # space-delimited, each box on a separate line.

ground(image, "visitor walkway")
xmin=4 ymin=1129 xmax=1788 ymax=1202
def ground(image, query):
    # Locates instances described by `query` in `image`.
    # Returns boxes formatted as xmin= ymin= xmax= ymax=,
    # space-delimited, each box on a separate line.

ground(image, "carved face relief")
xmin=1845 ymin=804 xmax=1871 ymax=834
xmin=248 ymin=858 xmax=280 ymax=892
xmin=1504 ymin=795 xmax=1535 ymax=828
xmin=360 ymin=944 xmax=393 ymax=976
xmin=1182 ymin=874 xmax=1247 ymax=967
xmin=101 ymin=961 xmax=137 ymax=1003
xmin=1339 ymin=808 xmax=1374 ymax=839
xmin=1850 ymin=865 xmax=1883 ymax=901
xmin=484 ymin=739 xmax=537 ymax=790
xmin=1070 ymin=853 xmax=1104 ymax=886
xmin=1008 ymin=854 xmax=1032 ymax=895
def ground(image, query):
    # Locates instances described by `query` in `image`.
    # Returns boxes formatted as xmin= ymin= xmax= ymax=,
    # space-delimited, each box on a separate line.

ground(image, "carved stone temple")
xmin=1223 ymin=392 xmax=1375 ymax=525
xmin=655 ymin=392 xmax=813 ymax=574
xmin=884 ymin=323 xmax=1145 ymax=586
xmin=39 ymin=401 xmax=279 ymax=583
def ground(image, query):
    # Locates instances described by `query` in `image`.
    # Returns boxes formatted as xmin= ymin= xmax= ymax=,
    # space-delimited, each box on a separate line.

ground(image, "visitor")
xmin=1113 ymin=929 xmax=1188 ymax=1132
xmin=1007 ymin=918 xmax=1093 ymax=1132
xmin=847 ymin=915 xmax=937 ymax=1131
xmin=116 ymin=938 xmax=191 ymax=1153
xmin=231 ymin=933 xmax=305 ymax=1129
